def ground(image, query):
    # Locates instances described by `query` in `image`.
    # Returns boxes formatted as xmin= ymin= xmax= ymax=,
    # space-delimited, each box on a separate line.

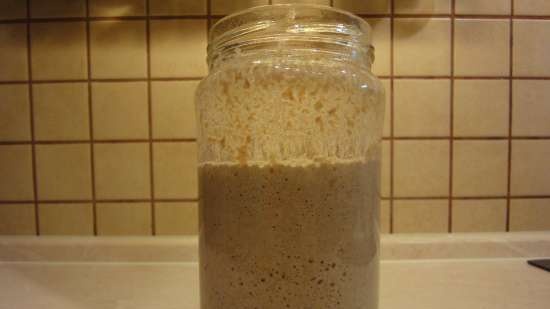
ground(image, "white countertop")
xmin=1 ymin=233 xmax=549 ymax=309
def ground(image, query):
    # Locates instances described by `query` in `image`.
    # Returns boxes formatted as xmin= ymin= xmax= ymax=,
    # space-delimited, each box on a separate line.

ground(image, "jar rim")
xmin=209 ymin=4 xmax=372 ymax=49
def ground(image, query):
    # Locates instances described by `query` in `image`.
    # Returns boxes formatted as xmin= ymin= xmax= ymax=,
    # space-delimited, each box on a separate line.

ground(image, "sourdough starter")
xmin=199 ymin=159 xmax=380 ymax=309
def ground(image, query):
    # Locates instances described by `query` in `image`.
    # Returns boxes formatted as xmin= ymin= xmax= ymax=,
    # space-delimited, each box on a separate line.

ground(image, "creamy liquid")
xmin=199 ymin=160 xmax=380 ymax=309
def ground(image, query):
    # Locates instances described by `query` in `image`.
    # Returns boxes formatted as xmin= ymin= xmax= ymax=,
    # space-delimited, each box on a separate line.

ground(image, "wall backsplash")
xmin=0 ymin=0 xmax=549 ymax=236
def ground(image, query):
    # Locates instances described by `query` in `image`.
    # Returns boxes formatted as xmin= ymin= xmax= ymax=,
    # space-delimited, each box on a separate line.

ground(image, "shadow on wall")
xmin=394 ymin=0 xmax=437 ymax=14
xmin=0 ymin=0 xmax=437 ymax=45
xmin=335 ymin=0 xmax=438 ymax=16
xmin=329 ymin=0 xmax=430 ymax=36
xmin=391 ymin=0 xmax=434 ymax=36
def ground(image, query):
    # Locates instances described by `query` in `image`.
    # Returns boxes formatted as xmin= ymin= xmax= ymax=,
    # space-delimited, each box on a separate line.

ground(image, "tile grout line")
xmin=25 ymin=0 xmax=40 ymax=235
xmin=3 ymin=14 xmax=550 ymax=23
xmin=389 ymin=0 xmax=395 ymax=234
xmin=206 ymin=0 xmax=212 ymax=31
xmin=85 ymin=0 xmax=98 ymax=236
xmin=0 ymin=199 xmax=200 ymax=204
xmin=4 ymin=76 xmax=550 ymax=85
xmin=3 ymin=136 xmax=550 ymax=146
xmin=356 ymin=13 xmax=550 ymax=19
xmin=506 ymin=0 xmax=515 ymax=232
xmin=0 ymin=77 xmax=205 ymax=84
xmin=3 ymin=195 xmax=550 ymax=205
xmin=0 ymin=138 xmax=198 ymax=144
xmin=206 ymin=0 xmax=212 ymax=97
xmin=145 ymin=0 xmax=156 ymax=236
xmin=448 ymin=0 xmax=456 ymax=233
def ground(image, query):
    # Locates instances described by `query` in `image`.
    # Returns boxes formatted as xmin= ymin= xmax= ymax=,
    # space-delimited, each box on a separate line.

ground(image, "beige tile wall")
xmin=0 ymin=0 xmax=549 ymax=235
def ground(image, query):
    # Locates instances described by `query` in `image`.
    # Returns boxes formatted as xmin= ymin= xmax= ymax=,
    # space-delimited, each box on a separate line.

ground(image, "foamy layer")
xmin=196 ymin=58 xmax=384 ymax=165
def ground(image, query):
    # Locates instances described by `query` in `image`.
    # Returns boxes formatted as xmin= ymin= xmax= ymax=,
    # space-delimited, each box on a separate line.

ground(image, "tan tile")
xmin=150 ymin=0 xmax=206 ymax=15
xmin=30 ymin=0 xmax=86 ymax=17
xmin=380 ymin=200 xmax=390 ymax=234
xmin=381 ymin=140 xmax=390 ymax=198
xmin=90 ymin=20 xmax=147 ymax=78
xmin=394 ymin=0 xmax=450 ymax=14
xmin=0 ymin=145 xmax=34 ymax=200
xmin=151 ymin=81 xmax=197 ymax=139
xmin=394 ymin=79 xmax=450 ymax=137
xmin=0 ymin=0 xmax=27 ymax=20
xmin=380 ymin=79 xmax=391 ymax=138
xmin=211 ymin=0 xmax=268 ymax=15
xmin=272 ymin=0 xmax=330 ymax=5
xmin=455 ymin=0 xmax=511 ymax=15
xmin=454 ymin=80 xmax=509 ymax=137
xmin=150 ymin=20 xmax=207 ymax=78
xmin=394 ymin=18 xmax=451 ymax=76
xmin=92 ymin=82 xmax=148 ymax=140
xmin=35 ymin=144 xmax=92 ymax=200
xmin=0 ymin=204 xmax=36 ymax=235
xmin=512 ymin=80 xmax=550 ymax=136
xmin=511 ymin=140 xmax=550 ymax=196
xmin=513 ymin=20 xmax=550 ymax=77
xmin=365 ymin=18 xmax=390 ymax=77
xmin=94 ymin=143 xmax=150 ymax=199
xmin=453 ymin=141 xmax=508 ymax=197
xmin=153 ymin=142 xmax=198 ymax=199
xmin=0 ymin=24 xmax=28 ymax=81
xmin=31 ymin=22 xmax=87 ymax=80
xmin=394 ymin=140 xmax=449 ymax=197
xmin=39 ymin=203 xmax=94 ymax=235
xmin=33 ymin=83 xmax=89 ymax=141
xmin=514 ymin=0 xmax=550 ymax=16
xmin=452 ymin=199 xmax=507 ymax=232
xmin=97 ymin=202 xmax=152 ymax=235
xmin=155 ymin=202 xmax=198 ymax=235
xmin=89 ymin=0 xmax=146 ymax=16
xmin=510 ymin=199 xmax=550 ymax=231
xmin=0 ymin=84 xmax=30 ymax=141
xmin=454 ymin=19 xmax=509 ymax=76
xmin=394 ymin=199 xmax=448 ymax=233
xmin=333 ymin=0 xmax=391 ymax=14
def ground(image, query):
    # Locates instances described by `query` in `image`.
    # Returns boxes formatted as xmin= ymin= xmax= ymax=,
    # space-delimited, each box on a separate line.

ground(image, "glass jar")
xmin=195 ymin=4 xmax=384 ymax=309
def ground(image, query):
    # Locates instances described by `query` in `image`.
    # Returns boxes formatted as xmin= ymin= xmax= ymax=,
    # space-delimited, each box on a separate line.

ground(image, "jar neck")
xmin=207 ymin=4 xmax=374 ymax=72
xmin=208 ymin=35 xmax=374 ymax=72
